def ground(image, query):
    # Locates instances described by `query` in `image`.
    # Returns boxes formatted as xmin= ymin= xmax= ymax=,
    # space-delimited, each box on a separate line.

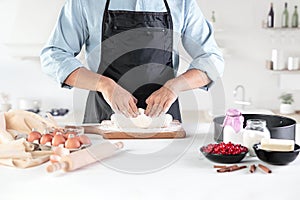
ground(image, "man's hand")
xmin=144 ymin=69 xmax=211 ymax=117
xmin=145 ymin=82 xmax=178 ymax=118
xmin=64 ymin=68 xmax=139 ymax=118
xmin=99 ymin=77 xmax=139 ymax=118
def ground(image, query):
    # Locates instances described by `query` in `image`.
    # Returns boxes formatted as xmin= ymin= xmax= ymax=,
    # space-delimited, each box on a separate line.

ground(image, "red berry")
xmin=203 ymin=142 xmax=248 ymax=155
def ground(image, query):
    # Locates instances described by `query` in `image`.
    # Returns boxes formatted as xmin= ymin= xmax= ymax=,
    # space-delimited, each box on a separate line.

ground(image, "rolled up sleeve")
xmin=40 ymin=0 xmax=87 ymax=88
xmin=181 ymin=0 xmax=224 ymax=89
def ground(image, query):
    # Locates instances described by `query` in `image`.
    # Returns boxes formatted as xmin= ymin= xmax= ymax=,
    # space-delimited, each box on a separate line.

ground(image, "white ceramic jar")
xmin=243 ymin=119 xmax=270 ymax=156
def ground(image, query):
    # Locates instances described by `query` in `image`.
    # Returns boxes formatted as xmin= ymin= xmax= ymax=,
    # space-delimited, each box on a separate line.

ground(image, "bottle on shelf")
xmin=211 ymin=11 xmax=216 ymax=23
xmin=282 ymin=2 xmax=289 ymax=28
xmin=267 ymin=3 xmax=274 ymax=28
xmin=292 ymin=6 xmax=299 ymax=28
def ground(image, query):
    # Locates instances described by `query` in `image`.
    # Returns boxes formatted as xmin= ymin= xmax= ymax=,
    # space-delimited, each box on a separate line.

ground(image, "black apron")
xmin=83 ymin=0 xmax=181 ymax=123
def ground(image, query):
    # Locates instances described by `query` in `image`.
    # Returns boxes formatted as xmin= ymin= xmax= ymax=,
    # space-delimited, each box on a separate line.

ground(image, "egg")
xmin=50 ymin=128 xmax=65 ymax=136
xmin=40 ymin=134 xmax=53 ymax=145
xmin=78 ymin=134 xmax=91 ymax=145
xmin=52 ymin=133 xmax=66 ymax=146
xmin=64 ymin=131 xmax=77 ymax=139
xmin=27 ymin=130 xmax=42 ymax=143
xmin=65 ymin=134 xmax=81 ymax=149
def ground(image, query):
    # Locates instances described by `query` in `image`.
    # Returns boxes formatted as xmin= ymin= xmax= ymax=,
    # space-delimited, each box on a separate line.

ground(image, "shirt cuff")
xmin=58 ymin=58 xmax=83 ymax=89
xmin=189 ymin=57 xmax=224 ymax=90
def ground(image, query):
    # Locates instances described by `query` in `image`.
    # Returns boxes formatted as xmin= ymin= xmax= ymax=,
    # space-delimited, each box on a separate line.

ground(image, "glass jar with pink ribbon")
xmin=222 ymin=109 xmax=244 ymax=144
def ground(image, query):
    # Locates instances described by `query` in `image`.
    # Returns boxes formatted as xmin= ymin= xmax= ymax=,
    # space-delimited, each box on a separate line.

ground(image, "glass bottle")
xmin=282 ymin=2 xmax=289 ymax=28
xmin=292 ymin=6 xmax=299 ymax=28
xmin=267 ymin=3 xmax=274 ymax=28
xmin=211 ymin=11 xmax=216 ymax=23
xmin=243 ymin=119 xmax=270 ymax=156
xmin=222 ymin=109 xmax=244 ymax=144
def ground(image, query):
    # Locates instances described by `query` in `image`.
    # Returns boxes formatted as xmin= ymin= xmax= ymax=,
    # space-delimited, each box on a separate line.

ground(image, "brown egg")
xmin=50 ymin=128 xmax=65 ymax=136
xmin=52 ymin=133 xmax=66 ymax=146
xmin=27 ymin=131 xmax=42 ymax=143
xmin=40 ymin=134 xmax=53 ymax=145
xmin=78 ymin=134 xmax=91 ymax=145
xmin=65 ymin=134 xmax=81 ymax=149
xmin=64 ymin=131 xmax=77 ymax=139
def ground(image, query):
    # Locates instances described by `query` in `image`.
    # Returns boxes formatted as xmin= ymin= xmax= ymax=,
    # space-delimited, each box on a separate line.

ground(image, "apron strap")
xmin=105 ymin=0 xmax=170 ymax=14
xmin=104 ymin=0 xmax=110 ymax=12
xmin=163 ymin=0 xmax=171 ymax=14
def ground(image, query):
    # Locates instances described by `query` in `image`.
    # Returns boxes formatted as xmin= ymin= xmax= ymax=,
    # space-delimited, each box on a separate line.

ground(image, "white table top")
xmin=2 ymin=120 xmax=300 ymax=200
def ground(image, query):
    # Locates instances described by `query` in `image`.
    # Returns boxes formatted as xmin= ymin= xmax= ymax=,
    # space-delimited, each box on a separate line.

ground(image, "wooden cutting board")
xmin=71 ymin=121 xmax=186 ymax=139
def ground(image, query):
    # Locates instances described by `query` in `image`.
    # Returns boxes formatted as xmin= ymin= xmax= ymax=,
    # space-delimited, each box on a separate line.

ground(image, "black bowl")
xmin=200 ymin=147 xmax=248 ymax=164
xmin=253 ymin=143 xmax=300 ymax=165
xmin=214 ymin=114 xmax=296 ymax=142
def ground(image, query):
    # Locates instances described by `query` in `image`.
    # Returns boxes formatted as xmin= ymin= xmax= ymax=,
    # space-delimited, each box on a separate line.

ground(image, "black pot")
xmin=213 ymin=114 xmax=296 ymax=143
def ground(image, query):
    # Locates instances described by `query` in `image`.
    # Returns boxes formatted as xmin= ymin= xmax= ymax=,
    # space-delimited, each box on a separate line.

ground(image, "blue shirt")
xmin=40 ymin=0 xmax=224 ymax=88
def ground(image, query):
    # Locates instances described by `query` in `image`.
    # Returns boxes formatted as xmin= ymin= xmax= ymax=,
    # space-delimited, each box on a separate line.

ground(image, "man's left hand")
xmin=145 ymin=83 xmax=178 ymax=118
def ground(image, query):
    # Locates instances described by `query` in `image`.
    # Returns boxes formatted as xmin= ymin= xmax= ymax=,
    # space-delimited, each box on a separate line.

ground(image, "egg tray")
xmin=29 ymin=142 xmax=92 ymax=152
xmin=15 ymin=129 xmax=92 ymax=152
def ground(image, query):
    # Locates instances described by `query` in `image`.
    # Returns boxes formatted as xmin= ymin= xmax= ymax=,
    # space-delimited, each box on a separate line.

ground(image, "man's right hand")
xmin=98 ymin=76 xmax=139 ymax=118
xmin=64 ymin=67 xmax=139 ymax=118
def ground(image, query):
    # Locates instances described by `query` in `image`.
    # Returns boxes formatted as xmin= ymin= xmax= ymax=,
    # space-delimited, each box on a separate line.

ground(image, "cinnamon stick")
xmin=216 ymin=165 xmax=247 ymax=173
xmin=213 ymin=165 xmax=227 ymax=169
xmin=230 ymin=165 xmax=247 ymax=172
xmin=250 ymin=164 xmax=256 ymax=173
xmin=258 ymin=164 xmax=272 ymax=173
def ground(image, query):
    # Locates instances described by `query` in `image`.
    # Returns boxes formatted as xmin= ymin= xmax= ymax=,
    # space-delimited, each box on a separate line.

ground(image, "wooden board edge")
xmin=102 ymin=129 xmax=186 ymax=139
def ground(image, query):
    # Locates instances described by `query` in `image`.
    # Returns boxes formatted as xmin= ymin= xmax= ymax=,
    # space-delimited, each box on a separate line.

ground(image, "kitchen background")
xmin=0 ymin=0 xmax=299 ymax=120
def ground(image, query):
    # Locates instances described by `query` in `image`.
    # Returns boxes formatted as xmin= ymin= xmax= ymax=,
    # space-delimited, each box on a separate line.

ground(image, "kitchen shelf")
xmin=268 ymin=70 xmax=300 ymax=74
xmin=263 ymin=27 xmax=300 ymax=31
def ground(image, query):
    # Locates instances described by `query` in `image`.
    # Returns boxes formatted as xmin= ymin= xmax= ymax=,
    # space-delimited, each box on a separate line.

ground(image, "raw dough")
xmin=111 ymin=108 xmax=173 ymax=129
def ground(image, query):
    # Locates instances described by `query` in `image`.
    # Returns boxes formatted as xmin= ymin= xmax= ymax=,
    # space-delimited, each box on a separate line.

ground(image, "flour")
xmin=99 ymin=120 xmax=181 ymax=133
xmin=110 ymin=108 xmax=173 ymax=129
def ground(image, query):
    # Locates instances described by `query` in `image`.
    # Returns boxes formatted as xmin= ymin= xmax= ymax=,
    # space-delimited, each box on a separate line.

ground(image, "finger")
xmin=129 ymin=98 xmax=139 ymax=116
xmin=127 ymin=108 xmax=136 ymax=118
xmin=147 ymin=103 xmax=156 ymax=117
xmin=133 ymin=96 xmax=138 ymax=104
xmin=162 ymin=99 xmax=174 ymax=114
xmin=118 ymin=105 xmax=130 ymax=118
xmin=145 ymin=97 xmax=154 ymax=116
xmin=126 ymin=102 xmax=137 ymax=118
xmin=122 ymin=110 xmax=130 ymax=118
xmin=114 ymin=104 xmax=122 ymax=114
xmin=148 ymin=94 xmax=163 ymax=116
xmin=153 ymin=103 xmax=164 ymax=118
xmin=148 ymin=103 xmax=160 ymax=117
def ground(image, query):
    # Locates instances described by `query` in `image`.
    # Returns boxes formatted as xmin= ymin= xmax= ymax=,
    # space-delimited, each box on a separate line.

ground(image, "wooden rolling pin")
xmin=47 ymin=142 xmax=123 ymax=173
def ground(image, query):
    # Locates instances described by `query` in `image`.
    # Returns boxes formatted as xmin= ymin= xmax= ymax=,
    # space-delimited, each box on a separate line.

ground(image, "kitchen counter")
xmin=1 ymin=112 xmax=300 ymax=200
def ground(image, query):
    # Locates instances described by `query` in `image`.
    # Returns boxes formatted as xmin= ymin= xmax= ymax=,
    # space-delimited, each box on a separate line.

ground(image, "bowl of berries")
xmin=200 ymin=142 xmax=248 ymax=164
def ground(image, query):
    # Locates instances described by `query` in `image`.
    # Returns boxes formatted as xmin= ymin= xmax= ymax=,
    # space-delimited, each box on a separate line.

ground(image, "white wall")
xmin=193 ymin=0 xmax=300 ymax=111
xmin=0 ymin=0 xmax=299 ymax=116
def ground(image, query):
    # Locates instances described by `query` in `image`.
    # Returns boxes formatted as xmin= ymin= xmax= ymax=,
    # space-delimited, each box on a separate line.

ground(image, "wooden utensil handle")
xmin=46 ymin=142 xmax=123 ymax=173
